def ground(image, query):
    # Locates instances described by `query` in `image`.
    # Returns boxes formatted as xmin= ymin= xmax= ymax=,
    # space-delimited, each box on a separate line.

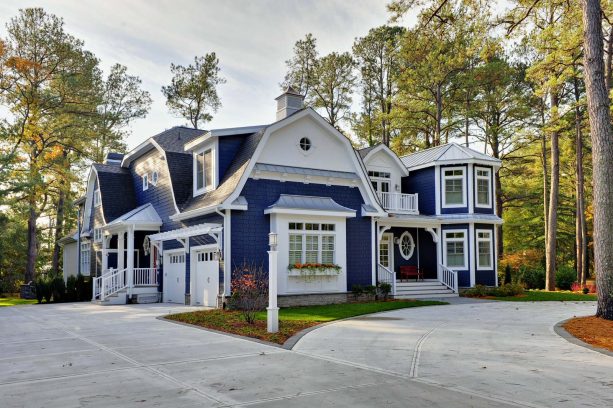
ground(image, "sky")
xmin=0 ymin=0 xmax=415 ymax=149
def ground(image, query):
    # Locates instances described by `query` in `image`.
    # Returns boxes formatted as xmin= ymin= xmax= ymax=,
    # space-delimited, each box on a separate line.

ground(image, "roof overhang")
xmin=120 ymin=138 xmax=158 ymax=167
xmin=407 ymin=158 xmax=502 ymax=172
xmin=184 ymin=125 xmax=266 ymax=152
xmin=264 ymin=195 xmax=356 ymax=218
xmin=103 ymin=204 xmax=163 ymax=232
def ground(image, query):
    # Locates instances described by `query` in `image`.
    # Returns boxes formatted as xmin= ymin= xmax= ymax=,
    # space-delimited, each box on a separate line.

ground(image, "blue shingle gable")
xmin=402 ymin=168 xmax=435 ymax=215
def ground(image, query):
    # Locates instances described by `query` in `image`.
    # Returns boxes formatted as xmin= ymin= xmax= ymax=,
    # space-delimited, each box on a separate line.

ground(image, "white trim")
xmin=371 ymin=218 xmax=376 ymax=285
xmin=142 ymin=173 xmax=149 ymax=191
xmin=442 ymin=229 xmax=468 ymax=270
xmin=494 ymin=225 xmax=499 ymax=286
xmin=467 ymin=164 xmax=474 ymax=213
xmin=94 ymin=189 xmax=101 ymax=207
xmin=405 ymin=158 xmax=501 ymax=172
xmin=193 ymin=139 xmax=217 ymax=196
xmin=183 ymin=125 xmax=266 ymax=152
xmin=475 ymin=166 xmax=493 ymax=208
xmin=189 ymin=243 xmax=220 ymax=306
xmin=468 ymin=224 xmax=475 ymax=286
xmin=398 ymin=231 xmax=415 ymax=260
xmin=361 ymin=144 xmax=410 ymax=177
xmin=380 ymin=232 xmax=395 ymax=268
xmin=264 ymin=208 xmax=356 ymax=218
xmin=223 ymin=209 xmax=231 ymax=297
xmin=434 ymin=165 xmax=441 ymax=214
xmin=120 ymin=139 xmax=157 ymax=167
xmin=442 ymin=166 xmax=466 ymax=208
xmin=476 ymin=228 xmax=494 ymax=271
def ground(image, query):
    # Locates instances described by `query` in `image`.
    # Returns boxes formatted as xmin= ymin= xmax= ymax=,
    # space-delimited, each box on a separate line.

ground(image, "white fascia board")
xmin=439 ymin=217 xmax=503 ymax=225
xmin=362 ymin=144 xmax=409 ymax=176
xmin=184 ymin=125 xmax=266 ymax=152
xmin=407 ymin=158 xmax=502 ymax=172
xmin=169 ymin=205 xmax=221 ymax=221
xmin=263 ymin=208 xmax=356 ymax=218
xmin=377 ymin=217 xmax=440 ymax=228
xmin=120 ymin=138 xmax=157 ymax=167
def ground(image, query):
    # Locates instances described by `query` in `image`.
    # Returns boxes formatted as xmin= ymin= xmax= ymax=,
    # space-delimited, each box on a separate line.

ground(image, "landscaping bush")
xmin=504 ymin=264 xmax=512 ymax=285
xmin=50 ymin=277 xmax=66 ymax=302
xmin=351 ymin=284 xmax=364 ymax=299
xmin=75 ymin=274 xmax=91 ymax=301
xmin=556 ymin=266 xmax=576 ymax=291
xmin=463 ymin=284 xmax=489 ymax=297
xmin=519 ymin=267 xmax=545 ymax=289
xmin=463 ymin=283 xmax=524 ymax=298
xmin=229 ymin=264 xmax=268 ymax=324
xmin=377 ymin=282 xmax=392 ymax=300
xmin=582 ymin=287 xmax=589 ymax=295
xmin=35 ymin=278 xmax=51 ymax=303
xmin=66 ymin=276 xmax=77 ymax=301
xmin=364 ymin=285 xmax=377 ymax=298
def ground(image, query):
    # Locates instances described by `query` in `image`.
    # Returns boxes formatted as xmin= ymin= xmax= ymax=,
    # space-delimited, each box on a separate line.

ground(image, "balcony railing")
xmin=378 ymin=192 xmax=419 ymax=214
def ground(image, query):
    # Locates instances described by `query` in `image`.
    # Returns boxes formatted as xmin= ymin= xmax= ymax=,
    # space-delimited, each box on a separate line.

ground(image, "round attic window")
xmin=299 ymin=137 xmax=312 ymax=152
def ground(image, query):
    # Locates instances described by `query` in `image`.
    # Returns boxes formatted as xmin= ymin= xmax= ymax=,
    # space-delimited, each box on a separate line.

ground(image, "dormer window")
xmin=443 ymin=167 xmax=465 ymax=207
xmin=194 ymin=147 xmax=213 ymax=195
xmin=475 ymin=167 xmax=492 ymax=207
xmin=368 ymin=171 xmax=391 ymax=194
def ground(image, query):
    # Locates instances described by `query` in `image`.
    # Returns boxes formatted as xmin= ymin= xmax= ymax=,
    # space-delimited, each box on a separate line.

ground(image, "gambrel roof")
xmin=400 ymin=143 xmax=501 ymax=171
xmin=93 ymin=163 xmax=136 ymax=223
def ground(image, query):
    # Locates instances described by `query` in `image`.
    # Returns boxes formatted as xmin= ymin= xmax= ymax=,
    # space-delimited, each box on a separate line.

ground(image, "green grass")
xmin=167 ymin=299 xmax=447 ymax=344
xmin=0 ymin=297 xmax=37 ymax=307
xmin=491 ymin=290 xmax=597 ymax=302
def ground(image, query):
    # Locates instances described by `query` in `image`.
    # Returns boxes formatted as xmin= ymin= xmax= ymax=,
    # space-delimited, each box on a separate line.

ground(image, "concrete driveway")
xmin=295 ymin=300 xmax=611 ymax=408
xmin=0 ymin=301 xmax=608 ymax=407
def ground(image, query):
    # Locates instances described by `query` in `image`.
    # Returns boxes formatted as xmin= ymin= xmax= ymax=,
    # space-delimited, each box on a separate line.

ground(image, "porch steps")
xmin=93 ymin=290 xmax=128 ymax=305
xmin=394 ymin=281 xmax=457 ymax=299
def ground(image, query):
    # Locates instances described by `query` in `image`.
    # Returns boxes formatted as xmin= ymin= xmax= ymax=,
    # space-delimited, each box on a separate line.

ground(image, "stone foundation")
xmin=277 ymin=292 xmax=352 ymax=307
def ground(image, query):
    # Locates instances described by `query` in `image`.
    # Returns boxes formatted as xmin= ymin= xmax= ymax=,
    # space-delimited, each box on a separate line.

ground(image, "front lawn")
xmin=490 ymin=290 xmax=597 ymax=302
xmin=0 ymin=297 xmax=37 ymax=307
xmin=166 ymin=300 xmax=447 ymax=345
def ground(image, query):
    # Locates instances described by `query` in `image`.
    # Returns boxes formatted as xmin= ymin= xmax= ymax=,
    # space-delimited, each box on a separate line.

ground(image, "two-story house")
xmin=61 ymin=87 xmax=502 ymax=306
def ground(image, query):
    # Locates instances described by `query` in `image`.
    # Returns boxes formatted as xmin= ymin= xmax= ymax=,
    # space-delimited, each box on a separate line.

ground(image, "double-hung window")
xmin=194 ymin=148 xmax=213 ymax=194
xmin=142 ymin=174 xmax=149 ymax=191
xmin=476 ymin=230 xmax=493 ymax=269
xmin=94 ymin=228 xmax=102 ymax=243
xmin=288 ymin=222 xmax=336 ymax=265
xmin=443 ymin=168 xmax=465 ymax=207
xmin=81 ymin=242 xmax=91 ymax=274
xmin=475 ymin=168 xmax=492 ymax=207
xmin=443 ymin=231 xmax=467 ymax=269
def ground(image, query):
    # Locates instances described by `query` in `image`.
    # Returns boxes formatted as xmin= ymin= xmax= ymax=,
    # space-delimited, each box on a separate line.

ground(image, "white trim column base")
xmin=267 ymin=307 xmax=279 ymax=332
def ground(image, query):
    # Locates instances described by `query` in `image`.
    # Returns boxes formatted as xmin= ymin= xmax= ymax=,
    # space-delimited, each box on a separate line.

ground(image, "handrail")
xmin=133 ymin=267 xmax=158 ymax=287
xmin=377 ymin=263 xmax=397 ymax=296
xmin=439 ymin=264 xmax=458 ymax=293
xmin=92 ymin=268 xmax=127 ymax=301
xmin=377 ymin=192 xmax=419 ymax=214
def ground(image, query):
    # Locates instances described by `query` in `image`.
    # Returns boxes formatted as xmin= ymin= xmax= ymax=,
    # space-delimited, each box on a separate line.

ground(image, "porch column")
xmin=127 ymin=225 xmax=134 ymax=297
xmin=101 ymin=235 xmax=109 ymax=274
xmin=118 ymin=231 xmax=125 ymax=271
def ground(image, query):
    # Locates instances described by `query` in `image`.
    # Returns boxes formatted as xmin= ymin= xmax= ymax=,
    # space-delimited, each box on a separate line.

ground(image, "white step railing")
xmin=133 ymin=268 xmax=158 ymax=286
xmin=92 ymin=268 xmax=127 ymax=301
xmin=377 ymin=263 xmax=397 ymax=296
xmin=439 ymin=264 xmax=458 ymax=293
xmin=378 ymin=192 xmax=419 ymax=214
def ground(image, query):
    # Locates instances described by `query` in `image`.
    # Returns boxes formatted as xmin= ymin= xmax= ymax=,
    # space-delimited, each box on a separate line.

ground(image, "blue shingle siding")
xmin=94 ymin=164 xmax=136 ymax=222
xmin=402 ymin=168 xmax=435 ymax=215
xmin=474 ymin=165 xmax=495 ymax=214
xmin=441 ymin=223 xmax=470 ymax=287
xmin=474 ymin=223 xmax=496 ymax=286
xmin=165 ymin=151 xmax=193 ymax=208
xmin=231 ymin=178 xmax=372 ymax=290
xmin=440 ymin=164 xmax=468 ymax=214
xmin=218 ymin=135 xmax=247 ymax=181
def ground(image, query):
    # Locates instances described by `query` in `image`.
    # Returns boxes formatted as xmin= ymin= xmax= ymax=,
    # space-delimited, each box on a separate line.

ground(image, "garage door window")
xmin=169 ymin=254 xmax=185 ymax=264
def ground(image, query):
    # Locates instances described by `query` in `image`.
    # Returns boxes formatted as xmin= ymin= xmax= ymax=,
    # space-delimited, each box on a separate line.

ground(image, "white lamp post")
xmin=267 ymin=232 xmax=279 ymax=333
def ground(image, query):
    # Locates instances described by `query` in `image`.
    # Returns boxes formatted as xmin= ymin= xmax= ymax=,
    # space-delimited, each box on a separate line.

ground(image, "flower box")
xmin=287 ymin=263 xmax=342 ymax=278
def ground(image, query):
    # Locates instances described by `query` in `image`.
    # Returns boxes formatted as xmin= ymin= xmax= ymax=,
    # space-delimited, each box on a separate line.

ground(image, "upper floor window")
xmin=142 ymin=174 xmax=149 ymax=191
xmin=194 ymin=148 xmax=213 ymax=194
xmin=151 ymin=171 xmax=159 ymax=186
xmin=368 ymin=170 xmax=391 ymax=194
xmin=443 ymin=167 xmax=465 ymax=207
xmin=475 ymin=167 xmax=491 ymax=207
xmin=81 ymin=242 xmax=91 ymax=274
xmin=94 ymin=189 xmax=101 ymax=207
xmin=94 ymin=228 xmax=103 ymax=243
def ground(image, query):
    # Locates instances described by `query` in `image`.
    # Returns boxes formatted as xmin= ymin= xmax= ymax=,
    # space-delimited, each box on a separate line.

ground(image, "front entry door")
xmin=379 ymin=233 xmax=393 ymax=269
xmin=193 ymin=250 xmax=219 ymax=307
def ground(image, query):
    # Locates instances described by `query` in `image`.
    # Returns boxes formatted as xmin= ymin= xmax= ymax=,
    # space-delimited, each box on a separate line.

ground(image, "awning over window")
xmin=264 ymin=194 xmax=356 ymax=218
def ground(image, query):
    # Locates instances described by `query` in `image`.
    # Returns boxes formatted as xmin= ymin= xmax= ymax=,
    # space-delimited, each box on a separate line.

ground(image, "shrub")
xmin=504 ymin=264 xmax=512 ymax=285
xmin=571 ymin=282 xmax=582 ymax=292
xmin=587 ymin=284 xmax=597 ymax=294
xmin=351 ymin=284 xmax=364 ymax=299
xmin=519 ymin=267 xmax=545 ymax=289
xmin=75 ymin=274 xmax=91 ymax=301
xmin=364 ymin=285 xmax=377 ymax=298
xmin=492 ymin=283 xmax=524 ymax=297
xmin=66 ymin=276 xmax=77 ymax=301
xmin=35 ymin=278 xmax=51 ymax=303
xmin=377 ymin=282 xmax=392 ymax=300
xmin=582 ymin=287 xmax=589 ymax=295
xmin=556 ymin=266 xmax=576 ymax=291
xmin=50 ymin=277 xmax=66 ymax=302
xmin=229 ymin=264 xmax=268 ymax=324
xmin=463 ymin=284 xmax=489 ymax=297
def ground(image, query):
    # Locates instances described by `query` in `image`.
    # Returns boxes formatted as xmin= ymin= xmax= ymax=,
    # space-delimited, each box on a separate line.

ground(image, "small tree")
xmin=162 ymin=53 xmax=225 ymax=129
xmin=229 ymin=264 xmax=268 ymax=324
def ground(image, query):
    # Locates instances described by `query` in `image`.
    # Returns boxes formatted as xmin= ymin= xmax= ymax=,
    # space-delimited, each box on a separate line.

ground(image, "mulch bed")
xmin=563 ymin=316 xmax=613 ymax=352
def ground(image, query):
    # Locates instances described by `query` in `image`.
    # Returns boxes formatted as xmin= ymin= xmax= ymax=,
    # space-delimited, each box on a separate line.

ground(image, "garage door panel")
xmin=194 ymin=250 xmax=219 ymax=307
xmin=163 ymin=252 xmax=185 ymax=304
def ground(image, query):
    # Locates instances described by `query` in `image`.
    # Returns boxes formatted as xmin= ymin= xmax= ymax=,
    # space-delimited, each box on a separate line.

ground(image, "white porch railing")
xmin=439 ymin=264 xmax=458 ymax=293
xmin=133 ymin=268 xmax=158 ymax=286
xmin=93 ymin=268 xmax=127 ymax=301
xmin=377 ymin=263 xmax=397 ymax=296
xmin=378 ymin=192 xmax=419 ymax=214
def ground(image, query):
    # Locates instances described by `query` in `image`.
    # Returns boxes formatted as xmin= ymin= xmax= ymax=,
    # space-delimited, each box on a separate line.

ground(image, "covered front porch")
xmin=92 ymin=204 xmax=162 ymax=303
xmin=375 ymin=216 xmax=458 ymax=297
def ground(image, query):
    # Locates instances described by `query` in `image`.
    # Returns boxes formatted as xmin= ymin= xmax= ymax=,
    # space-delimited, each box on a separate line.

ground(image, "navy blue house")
xmin=62 ymin=88 xmax=502 ymax=306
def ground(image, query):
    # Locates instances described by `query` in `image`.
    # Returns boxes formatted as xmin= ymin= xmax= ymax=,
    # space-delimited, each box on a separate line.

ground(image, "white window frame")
xmin=142 ymin=173 xmax=149 ymax=191
xmin=151 ymin=170 xmax=159 ymax=186
xmin=94 ymin=189 xmax=101 ymax=207
xmin=368 ymin=170 xmax=391 ymax=194
xmin=476 ymin=229 xmax=494 ymax=270
xmin=398 ymin=231 xmax=415 ymax=260
xmin=94 ymin=228 xmax=102 ymax=243
xmin=193 ymin=144 xmax=216 ymax=196
xmin=443 ymin=230 xmax=468 ymax=269
xmin=442 ymin=166 xmax=466 ymax=208
xmin=288 ymin=222 xmax=337 ymax=265
xmin=81 ymin=241 xmax=91 ymax=273
xmin=475 ymin=167 xmax=492 ymax=208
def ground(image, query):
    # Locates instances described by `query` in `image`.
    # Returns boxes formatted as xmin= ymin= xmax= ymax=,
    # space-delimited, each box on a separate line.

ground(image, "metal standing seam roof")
xmin=264 ymin=194 xmax=356 ymax=214
xmin=400 ymin=143 xmax=500 ymax=169
xmin=253 ymin=163 xmax=359 ymax=180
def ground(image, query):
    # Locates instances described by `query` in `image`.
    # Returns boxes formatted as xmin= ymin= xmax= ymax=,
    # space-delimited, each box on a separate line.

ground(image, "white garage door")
xmin=163 ymin=252 xmax=185 ymax=304
xmin=193 ymin=250 xmax=219 ymax=307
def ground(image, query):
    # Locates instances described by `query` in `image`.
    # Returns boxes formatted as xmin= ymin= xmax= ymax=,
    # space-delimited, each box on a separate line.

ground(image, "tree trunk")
xmin=605 ymin=26 xmax=613 ymax=89
xmin=435 ymin=85 xmax=442 ymax=146
xmin=541 ymin=124 xmax=549 ymax=253
xmin=545 ymin=91 xmax=560 ymax=291
xmin=51 ymin=188 xmax=66 ymax=276
xmin=581 ymin=0 xmax=613 ymax=320
xmin=574 ymin=77 xmax=587 ymax=285
xmin=25 ymin=194 xmax=38 ymax=284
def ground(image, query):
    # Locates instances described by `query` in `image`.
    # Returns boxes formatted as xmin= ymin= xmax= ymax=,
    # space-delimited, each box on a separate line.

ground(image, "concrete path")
xmin=294 ymin=300 xmax=612 ymax=408
xmin=1 ymin=302 xmax=518 ymax=408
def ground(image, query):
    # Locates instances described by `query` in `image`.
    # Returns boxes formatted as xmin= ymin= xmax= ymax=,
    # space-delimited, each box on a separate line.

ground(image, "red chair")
xmin=399 ymin=265 xmax=422 ymax=281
